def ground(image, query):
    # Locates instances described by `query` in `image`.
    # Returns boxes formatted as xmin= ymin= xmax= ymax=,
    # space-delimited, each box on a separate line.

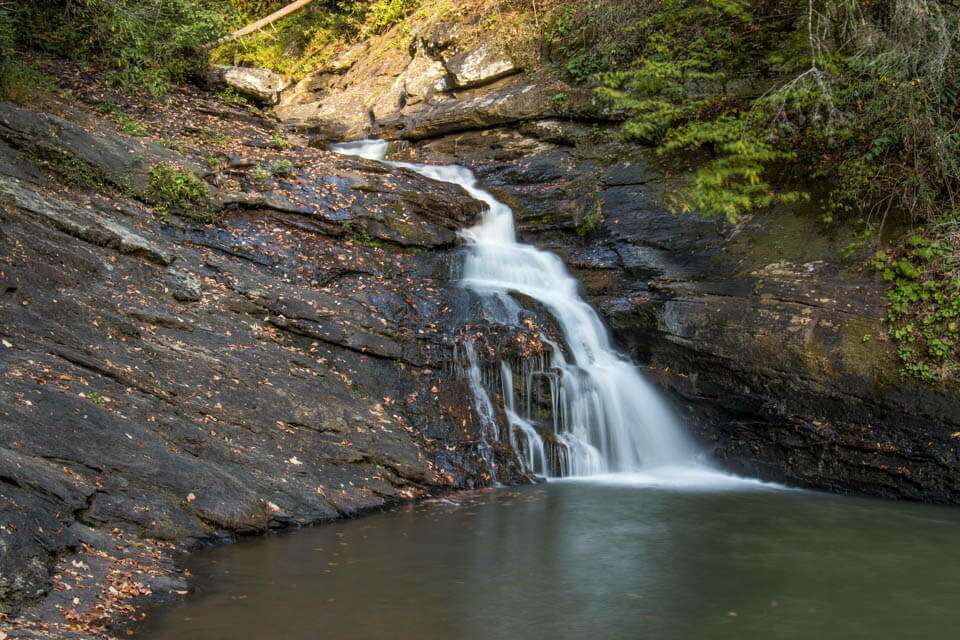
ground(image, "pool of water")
xmin=138 ymin=477 xmax=960 ymax=640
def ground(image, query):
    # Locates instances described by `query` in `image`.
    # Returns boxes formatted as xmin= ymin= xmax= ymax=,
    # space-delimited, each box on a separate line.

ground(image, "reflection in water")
xmin=140 ymin=483 xmax=960 ymax=640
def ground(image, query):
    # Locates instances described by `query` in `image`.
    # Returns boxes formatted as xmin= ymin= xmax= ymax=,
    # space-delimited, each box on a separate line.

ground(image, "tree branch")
xmin=205 ymin=0 xmax=318 ymax=50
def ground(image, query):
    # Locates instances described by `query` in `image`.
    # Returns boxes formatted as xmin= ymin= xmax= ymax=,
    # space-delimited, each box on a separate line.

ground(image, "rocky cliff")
xmin=267 ymin=6 xmax=957 ymax=505
xmin=395 ymin=126 xmax=960 ymax=504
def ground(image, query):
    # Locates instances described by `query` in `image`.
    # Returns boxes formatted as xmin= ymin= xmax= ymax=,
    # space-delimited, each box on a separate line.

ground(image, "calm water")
xmin=139 ymin=477 xmax=960 ymax=640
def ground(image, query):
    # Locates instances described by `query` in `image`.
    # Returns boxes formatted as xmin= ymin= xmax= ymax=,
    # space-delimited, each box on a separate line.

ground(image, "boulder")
xmin=444 ymin=43 xmax=518 ymax=89
xmin=403 ymin=51 xmax=449 ymax=104
xmin=211 ymin=65 xmax=290 ymax=105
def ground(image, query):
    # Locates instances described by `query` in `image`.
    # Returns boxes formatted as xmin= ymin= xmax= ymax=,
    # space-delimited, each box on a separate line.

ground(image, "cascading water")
xmin=499 ymin=361 xmax=548 ymax=476
xmin=461 ymin=341 xmax=500 ymax=484
xmin=332 ymin=139 xmax=697 ymax=479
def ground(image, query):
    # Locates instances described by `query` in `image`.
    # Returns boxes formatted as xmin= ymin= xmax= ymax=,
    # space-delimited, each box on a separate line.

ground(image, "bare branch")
xmin=205 ymin=0 xmax=318 ymax=50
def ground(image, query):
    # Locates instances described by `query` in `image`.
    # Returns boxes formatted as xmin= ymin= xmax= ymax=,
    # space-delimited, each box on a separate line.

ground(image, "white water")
xmin=462 ymin=341 xmax=500 ymax=484
xmin=331 ymin=139 xmax=700 ymax=479
xmin=500 ymin=361 xmax=548 ymax=476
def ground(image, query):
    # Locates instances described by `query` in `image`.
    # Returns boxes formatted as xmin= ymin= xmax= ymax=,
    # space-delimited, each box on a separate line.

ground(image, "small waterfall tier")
xmin=332 ymin=139 xmax=695 ymax=480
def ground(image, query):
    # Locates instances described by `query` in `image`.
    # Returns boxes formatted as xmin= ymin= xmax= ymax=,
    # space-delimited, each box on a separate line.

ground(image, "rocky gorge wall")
xmin=396 ymin=126 xmax=960 ymax=505
xmin=247 ymin=4 xmax=960 ymax=505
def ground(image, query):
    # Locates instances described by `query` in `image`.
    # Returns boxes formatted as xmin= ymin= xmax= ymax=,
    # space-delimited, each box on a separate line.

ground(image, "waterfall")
xmin=500 ymin=361 xmax=548 ymax=477
xmin=331 ymin=139 xmax=696 ymax=479
xmin=461 ymin=341 xmax=499 ymax=485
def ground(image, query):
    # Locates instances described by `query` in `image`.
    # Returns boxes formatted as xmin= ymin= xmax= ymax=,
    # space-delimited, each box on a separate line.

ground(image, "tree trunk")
xmin=206 ymin=0 xmax=318 ymax=49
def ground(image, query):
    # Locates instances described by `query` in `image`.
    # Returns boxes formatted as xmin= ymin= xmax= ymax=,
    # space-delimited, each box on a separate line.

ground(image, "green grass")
xmin=116 ymin=113 xmax=149 ymax=137
xmin=33 ymin=150 xmax=108 ymax=189
xmin=0 ymin=59 xmax=55 ymax=105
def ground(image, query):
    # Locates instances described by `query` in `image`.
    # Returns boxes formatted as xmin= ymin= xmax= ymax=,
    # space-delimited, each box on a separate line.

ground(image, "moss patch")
xmin=32 ymin=149 xmax=110 ymax=189
xmin=145 ymin=163 xmax=218 ymax=222
xmin=839 ymin=316 xmax=897 ymax=382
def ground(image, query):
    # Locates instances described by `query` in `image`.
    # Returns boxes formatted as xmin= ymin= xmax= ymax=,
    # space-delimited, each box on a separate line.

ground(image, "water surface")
xmin=139 ymin=480 xmax=960 ymax=640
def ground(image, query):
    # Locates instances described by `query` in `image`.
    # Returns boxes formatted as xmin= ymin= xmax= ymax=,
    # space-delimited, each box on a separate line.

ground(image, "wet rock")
xmin=0 ymin=102 xmax=205 ymax=197
xmin=403 ymin=128 xmax=960 ymax=503
xmin=0 ymin=175 xmax=175 ymax=265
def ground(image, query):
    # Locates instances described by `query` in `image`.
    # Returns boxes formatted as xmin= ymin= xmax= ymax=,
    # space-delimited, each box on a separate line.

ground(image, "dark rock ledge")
xmin=0 ymin=74 xmax=543 ymax=638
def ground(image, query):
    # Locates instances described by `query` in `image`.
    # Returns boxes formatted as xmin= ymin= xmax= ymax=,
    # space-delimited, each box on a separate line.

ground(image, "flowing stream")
xmin=331 ymin=140 xmax=695 ymax=480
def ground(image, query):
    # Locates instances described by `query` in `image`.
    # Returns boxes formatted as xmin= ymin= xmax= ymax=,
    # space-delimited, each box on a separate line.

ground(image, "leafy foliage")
xmin=213 ymin=0 xmax=417 ymax=78
xmin=146 ymin=163 xmax=217 ymax=221
xmin=554 ymin=0 xmax=960 ymax=228
xmin=9 ymin=0 xmax=420 ymax=91
xmin=16 ymin=0 xmax=229 ymax=95
xmin=583 ymin=1 xmax=811 ymax=221
xmin=363 ymin=0 xmax=414 ymax=35
xmin=0 ymin=3 xmax=55 ymax=104
xmin=873 ymin=234 xmax=960 ymax=382
xmin=542 ymin=0 xmax=960 ymax=383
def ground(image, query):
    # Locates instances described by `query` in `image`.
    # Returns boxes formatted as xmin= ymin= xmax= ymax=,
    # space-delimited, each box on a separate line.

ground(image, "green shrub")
xmin=873 ymin=234 xmax=960 ymax=382
xmin=363 ymin=0 xmax=413 ymax=35
xmin=0 ymin=5 xmax=55 ymax=104
xmin=146 ymin=163 xmax=217 ymax=221
xmin=17 ymin=0 xmax=229 ymax=95
xmin=588 ymin=1 xmax=960 ymax=226
xmin=116 ymin=113 xmax=149 ymax=137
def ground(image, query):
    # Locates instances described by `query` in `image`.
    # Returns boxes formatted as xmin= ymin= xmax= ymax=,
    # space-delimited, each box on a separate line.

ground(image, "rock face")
xmin=403 ymin=128 xmax=960 ymax=504
xmin=272 ymin=12 xmax=592 ymax=141
xmin=0 ymin=75 xmax=539 ymax=632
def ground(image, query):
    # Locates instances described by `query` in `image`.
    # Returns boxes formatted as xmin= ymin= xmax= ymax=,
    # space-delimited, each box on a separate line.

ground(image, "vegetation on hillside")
xmin=0 ymin=3 xmax=54 ymax=103
xmin=2 ymin=1 xmax=416 ymax=96
xmin=541 ymin=1 xmax=959 ymax=228
xmin=210 ymin=1 xmax=416 ymax=78
xmin=537 ymin=0 xmax=960 ymax=383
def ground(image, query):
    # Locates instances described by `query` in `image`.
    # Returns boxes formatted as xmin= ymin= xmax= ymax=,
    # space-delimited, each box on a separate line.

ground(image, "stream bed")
xmin=138 ymin=476 xmax=960 ymax=640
